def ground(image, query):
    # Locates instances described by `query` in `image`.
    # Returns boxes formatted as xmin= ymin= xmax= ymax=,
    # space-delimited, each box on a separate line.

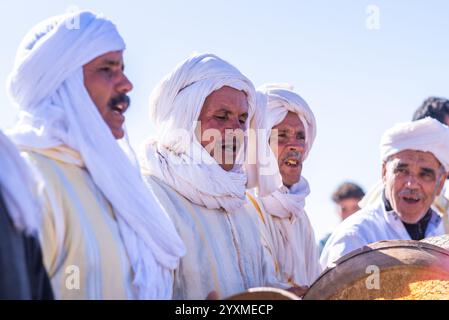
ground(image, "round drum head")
xmin=226 ymin=287 xmax=300 ymax=300
xmin=304 ymin=240 xmax=449 ymax=300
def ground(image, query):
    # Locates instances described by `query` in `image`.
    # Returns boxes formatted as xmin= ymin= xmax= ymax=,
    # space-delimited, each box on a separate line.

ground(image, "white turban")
xmin=380 ymin=117 xmax=449 ymax=172
xmin=141 ymin=53 xmax=258 ymax=212
xmin=7 ymin=11 xmax=185 ymax=299
xmin=0 ymin=130 xmax=40 ymax=235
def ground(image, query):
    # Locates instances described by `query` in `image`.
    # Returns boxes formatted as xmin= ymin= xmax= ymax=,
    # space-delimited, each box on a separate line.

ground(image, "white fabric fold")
xmin=7 ymin=11 xmax=185 ymax=299
xmin=0 ymin=130 xmax=40 ymax=235
xmin=260 ymin=177 xmax=311 ymax=221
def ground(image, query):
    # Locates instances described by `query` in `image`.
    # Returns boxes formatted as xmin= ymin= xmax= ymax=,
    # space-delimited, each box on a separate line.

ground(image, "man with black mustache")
xmin=7 ymin=11 xmax=184 ymax=299
xmin=321 ymin=118 xmax=449 ymax=269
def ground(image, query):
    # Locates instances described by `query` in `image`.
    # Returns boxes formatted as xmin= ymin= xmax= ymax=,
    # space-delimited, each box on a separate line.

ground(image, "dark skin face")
xmin=383 ymin=150 xmax=447 ymax=224
xmin=270 ymin=112 xmax=306 ymax=188
xmin=83 ymin=51 xmax=133 ymax=140
xmin=196 ymin=86 xmax=249 ymax=171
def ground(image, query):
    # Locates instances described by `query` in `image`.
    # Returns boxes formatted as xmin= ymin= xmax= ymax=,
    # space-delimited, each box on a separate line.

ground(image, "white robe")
xmin=144 ymin=176 xmax=283 ymax=300
xmin=248 ymin=193 xmax=321 ymax=286
xmin=320 ymin=199 xmax=445 ymax=269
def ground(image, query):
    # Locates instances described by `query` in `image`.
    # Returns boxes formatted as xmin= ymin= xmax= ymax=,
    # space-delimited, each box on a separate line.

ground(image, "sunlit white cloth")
xmin=0 ymin=130 xmax=40 ymax=235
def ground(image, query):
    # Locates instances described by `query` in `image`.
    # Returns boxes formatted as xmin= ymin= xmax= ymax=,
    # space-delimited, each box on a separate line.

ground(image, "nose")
xmin=404 ymin=174 xmax=419 ymax=188
xmin=227 ymin=116 xmax=246 ymax=132
xmin=116 ymin=73 xmax=133 ymax=94
xmin=287 ymin=139 xmax=306 ymax=155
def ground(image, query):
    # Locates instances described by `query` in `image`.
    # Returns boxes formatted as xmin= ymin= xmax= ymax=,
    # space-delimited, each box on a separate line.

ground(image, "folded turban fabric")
xmin=380 ymin=117 xmax=449 ymax=172
xmin=7 ymin=11 xmax=185 ymax=299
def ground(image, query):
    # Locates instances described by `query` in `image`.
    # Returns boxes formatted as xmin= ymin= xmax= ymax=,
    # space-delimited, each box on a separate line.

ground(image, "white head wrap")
xmin=380 ymin=117 xmax=449 ymax=172
xmin=7 ymin=11 xmax=185 ymax=299
xmin=0 ymin=130 xmax=40 ymax=235
xmin=140 ymin=53 xmax=258 ymax=212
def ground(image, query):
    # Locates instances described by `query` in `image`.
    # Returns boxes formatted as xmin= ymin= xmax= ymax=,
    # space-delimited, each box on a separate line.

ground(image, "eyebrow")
xmin=421 ymin=167 xmax=436 ymax=175
xmin=102 ymin=59 xmax=125 ymax=70
xmin=396 ymin=163 xmax=409 ymax=169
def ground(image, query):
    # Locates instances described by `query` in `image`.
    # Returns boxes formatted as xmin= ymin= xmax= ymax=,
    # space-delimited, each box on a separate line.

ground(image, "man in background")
xmin=319 ymin=182 xmax=365 ymax=253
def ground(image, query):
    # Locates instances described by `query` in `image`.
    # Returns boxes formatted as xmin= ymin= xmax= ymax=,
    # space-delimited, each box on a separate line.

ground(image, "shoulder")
xmin=335 ymin=204 xmax=385 ymax=235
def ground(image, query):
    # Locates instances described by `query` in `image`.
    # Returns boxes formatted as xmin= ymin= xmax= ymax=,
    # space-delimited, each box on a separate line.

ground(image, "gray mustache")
xmin=399 ymin=189 xmax=423 ymax=198
xmin=282 ymin=151 xmax=302 ymax=162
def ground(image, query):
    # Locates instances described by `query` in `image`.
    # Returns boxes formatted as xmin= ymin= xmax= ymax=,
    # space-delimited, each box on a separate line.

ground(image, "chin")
xmin=221 ymin=165 xmax=234 ymax=172
xmin=112 ymin=130 xmax=125 ymax=140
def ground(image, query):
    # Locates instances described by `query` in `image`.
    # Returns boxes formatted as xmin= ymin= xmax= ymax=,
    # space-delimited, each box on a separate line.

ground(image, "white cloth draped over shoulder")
xmin=320 ymin=199 xmax=444 ymax=269
xmin=7 ymin=11 xmax=185 ymax=299
xmin=141 ymin=53 xmax=259 ymax=213
xmin=0 ymin=130 xmax=40 ymax=235
xmin=249 ymin=84 xmax=321 ymax=286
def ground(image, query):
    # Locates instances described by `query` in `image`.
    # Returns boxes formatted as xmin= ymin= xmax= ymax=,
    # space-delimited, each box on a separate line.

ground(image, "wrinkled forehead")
xmin=200 ymin=86 xmax=250 ymax=115
xmin=84 ymin=50 xmax=125 ymax=67
xmin=386 ymin=149 xmax=442 ymax=169
xmin=273 ymin=111 xmax=305 ymax=132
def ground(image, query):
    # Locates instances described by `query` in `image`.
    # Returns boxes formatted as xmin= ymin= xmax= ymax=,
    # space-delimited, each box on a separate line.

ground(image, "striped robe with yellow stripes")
xmin=22 ymin=147 xmax=136 ymax=300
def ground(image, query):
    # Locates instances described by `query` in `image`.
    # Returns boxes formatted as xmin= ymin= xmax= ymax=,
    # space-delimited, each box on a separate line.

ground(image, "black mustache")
xmin=108 ymin=94 xmax=131 ymax=110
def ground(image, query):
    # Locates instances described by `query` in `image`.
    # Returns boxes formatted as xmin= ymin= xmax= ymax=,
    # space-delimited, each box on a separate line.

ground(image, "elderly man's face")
xmin=382 ymin=149 xmax=447 ymax=224
xmin=270 ymin=112 xmax=306 ymax=188
xmin=83 ymin=51 xmax=133 ymax=140
xmin=197 ymin=86 xmax=249 ymax=171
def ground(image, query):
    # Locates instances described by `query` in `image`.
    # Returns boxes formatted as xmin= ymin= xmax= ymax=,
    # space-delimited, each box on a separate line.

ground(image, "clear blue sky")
xmin=1 ymin=0 xmax=448 ymax=239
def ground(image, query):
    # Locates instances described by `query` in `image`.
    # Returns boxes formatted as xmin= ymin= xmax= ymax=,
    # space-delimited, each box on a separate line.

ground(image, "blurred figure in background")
xmin=319 ymin=182 xmax=365 ymax=254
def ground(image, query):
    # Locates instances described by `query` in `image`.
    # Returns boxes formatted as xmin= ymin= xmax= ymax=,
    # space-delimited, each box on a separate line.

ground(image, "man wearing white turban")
xmin=7 ymin=11 xmax=185 ymax=299
xmin=140 ymin=53 xmax=287 ymax=300
xmin=246 ymin=85 xmax=321 ymax=291
xmin=0 ymin=130 xmax=53 ymax=299
xmin=321 ymin=118 xmax=449 ymax=269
